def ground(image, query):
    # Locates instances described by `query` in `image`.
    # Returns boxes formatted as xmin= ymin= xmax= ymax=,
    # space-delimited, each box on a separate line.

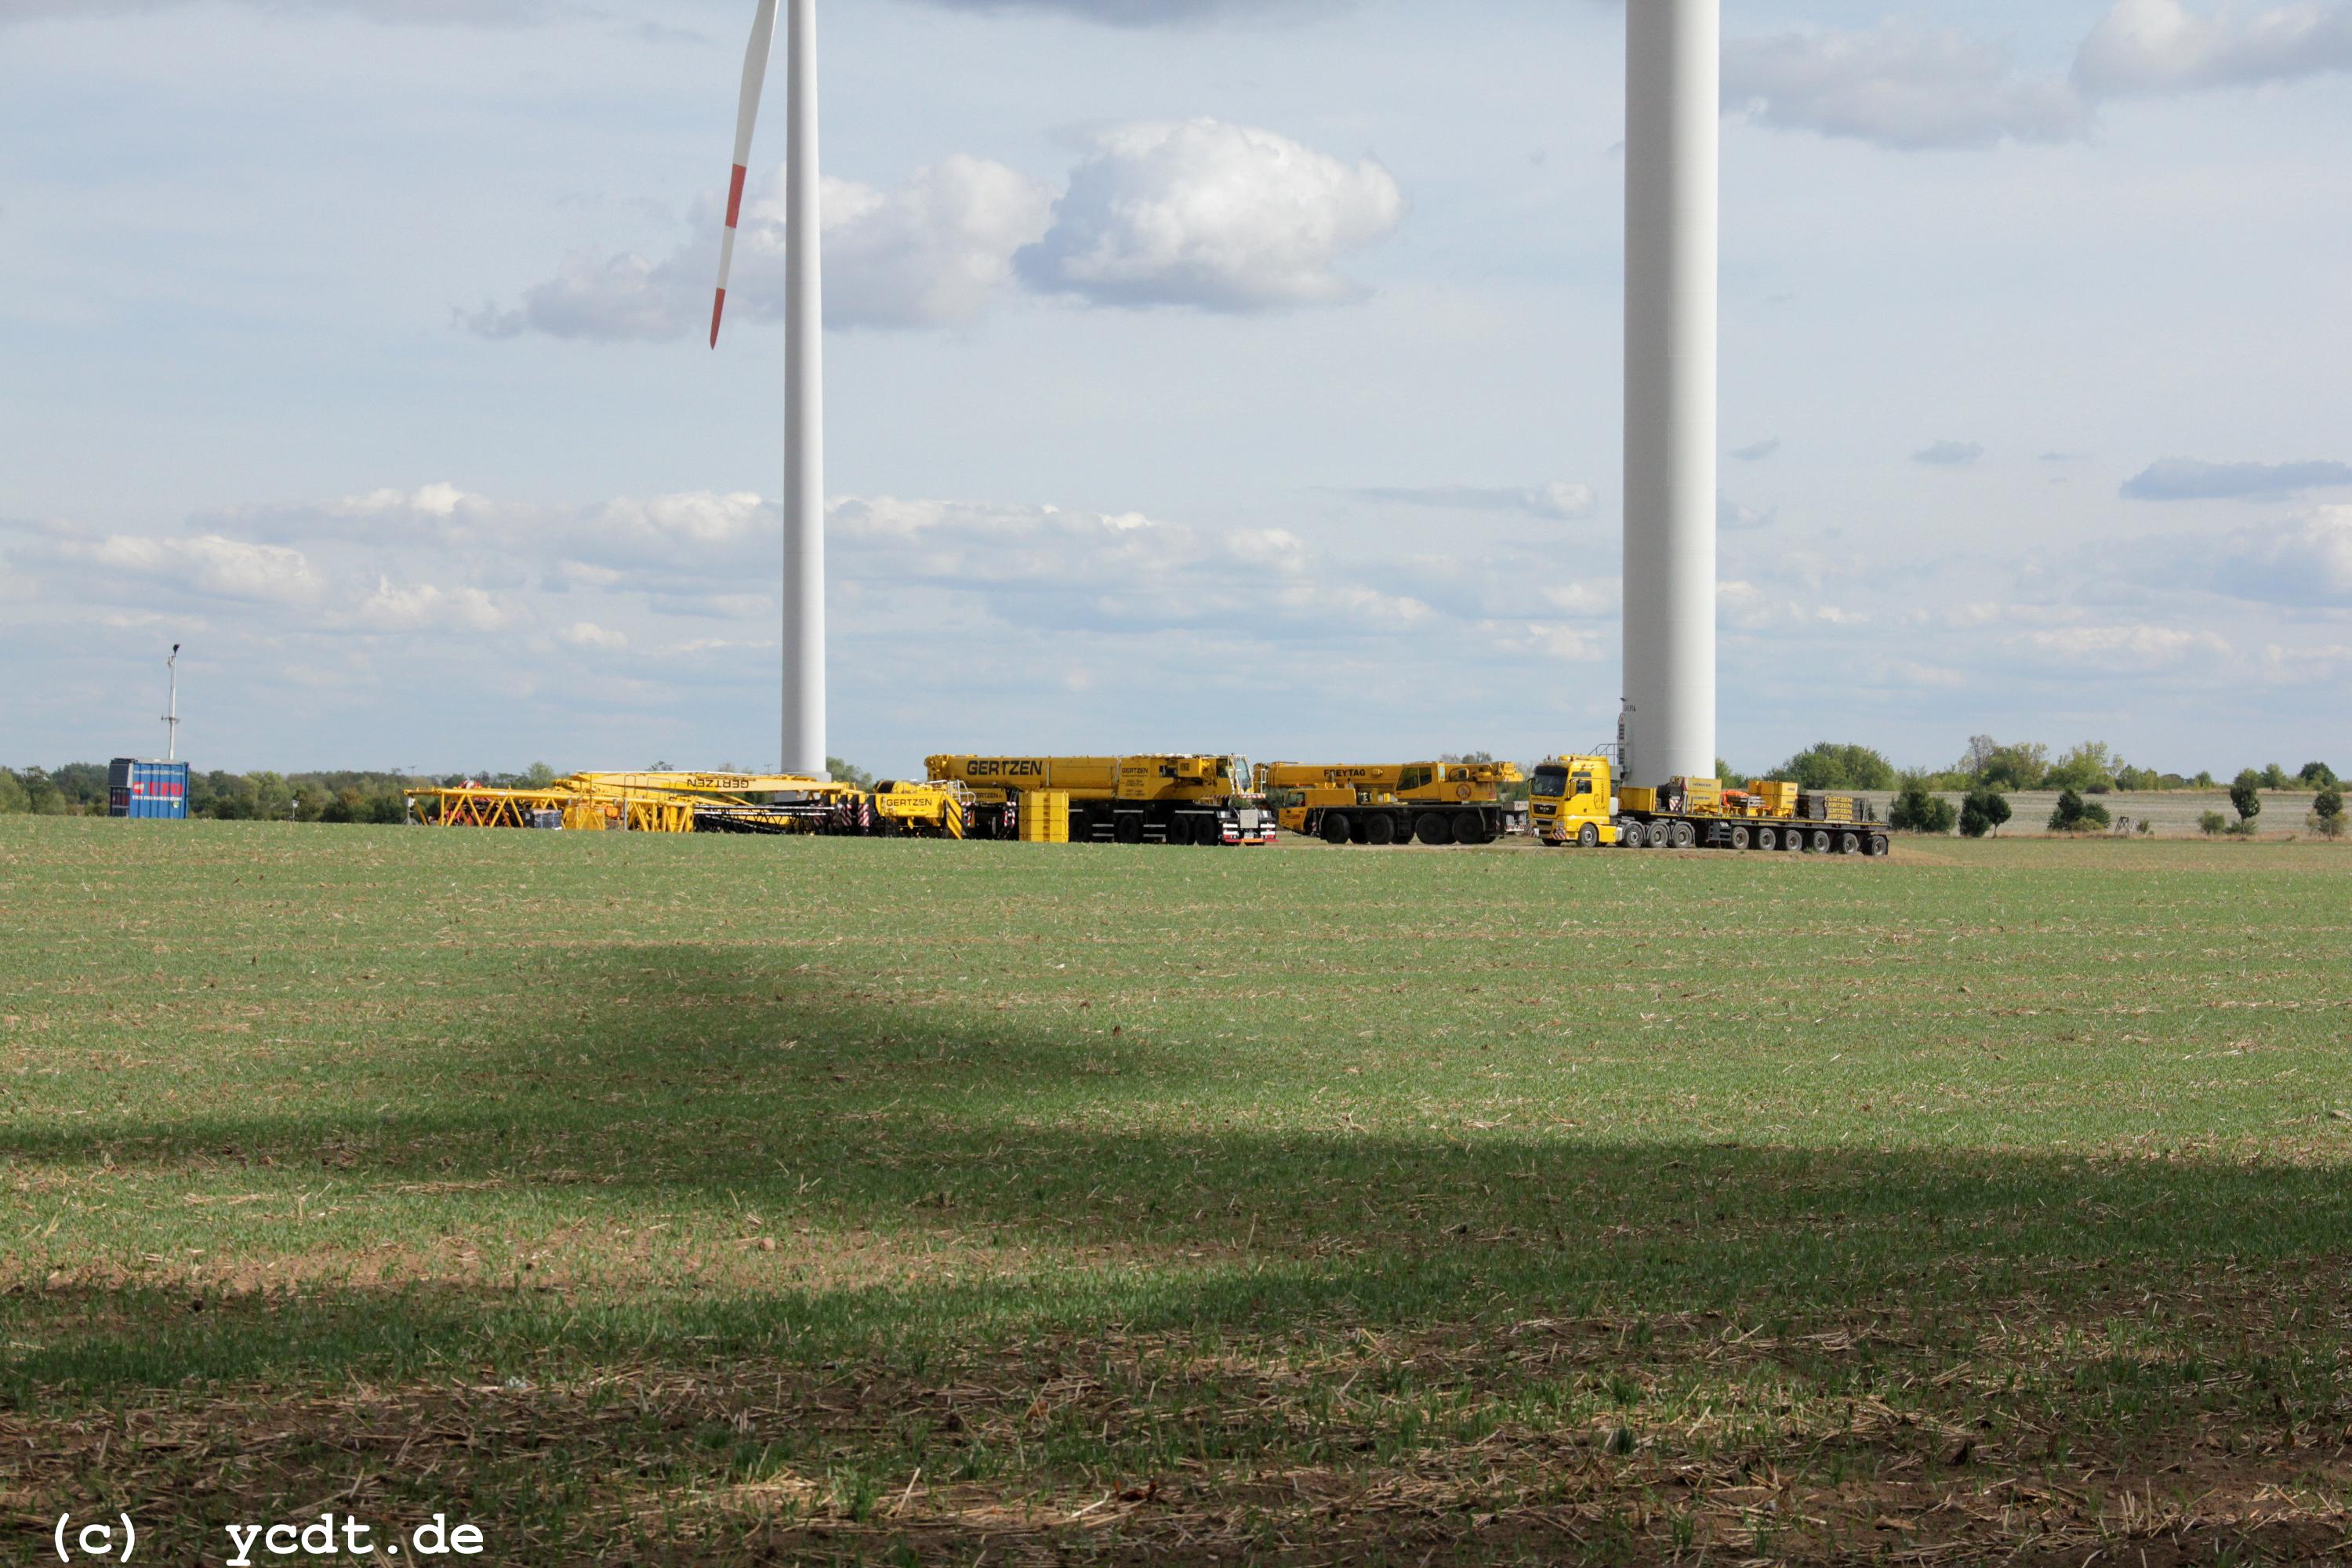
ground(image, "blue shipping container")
xmin=109 ymin=757 xmax=191 ymax=820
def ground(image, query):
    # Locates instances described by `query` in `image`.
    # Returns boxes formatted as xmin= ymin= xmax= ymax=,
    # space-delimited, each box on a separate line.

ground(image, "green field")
xmin=5 ymin=819 xmax=2350 ymax=1564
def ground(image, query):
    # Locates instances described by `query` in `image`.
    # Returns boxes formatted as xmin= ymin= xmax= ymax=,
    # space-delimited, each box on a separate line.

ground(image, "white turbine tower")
xmin=713 ymin=0 xmax=827 ymax=779
xmin=1621 ymin=0 xmax=1719 ymax=788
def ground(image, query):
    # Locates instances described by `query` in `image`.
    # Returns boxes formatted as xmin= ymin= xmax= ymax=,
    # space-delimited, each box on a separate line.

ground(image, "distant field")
xmin=1849 ymin=788 xmax=2326 ymax=838
xmin=4 ymin=818 xmax=2350 ymax=1564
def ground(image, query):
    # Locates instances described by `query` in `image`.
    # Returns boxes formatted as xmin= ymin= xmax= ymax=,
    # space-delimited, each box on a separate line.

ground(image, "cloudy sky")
xmin=3 ymin=0 xmax=2349 ymax=779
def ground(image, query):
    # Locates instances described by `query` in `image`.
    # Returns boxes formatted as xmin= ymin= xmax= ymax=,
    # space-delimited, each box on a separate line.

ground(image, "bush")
xmin=1773 ymin=742 xmax=1899 ymax=792
xmin=2198 ymin=811 xmax=2228 ymax=837
xmin=2314 ymin=788 xmax=2347 ymax=840
xmin=1889 ymin=785 xmax=1956 ymax=834
xmin=2230 ymin=782 xmax=2262 ymax=825
xmin=1958 ymin=789 xmax=2013 ymax=839
xmin=0 ymin=769 xmax=28 ymax=815
xmin=2048 ymin=788 xmax=2112 ymax=833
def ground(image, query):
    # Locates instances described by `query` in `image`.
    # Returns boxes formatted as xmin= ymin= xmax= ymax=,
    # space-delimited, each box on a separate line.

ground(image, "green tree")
xmin=1960 ymin=736 xmax=2049 ymax=791
xmin=1959 ymin=788 xmax=2012 ymax=838
xmin=2048 ymin=788 xmax=2110 ymax=833
xmin=2299 ymin=761 xmax=2339 ymax=790
xmin=2259 ymin=763 xmax=2291 ymax=790
xmin=826 ymin=756 xmax=877 ymax=790
xmin=0 ymin=769 xmax=29 ymax=815
xmin=1774 ymin=742 xmax=1898 ymax=792
xmin=2229 ymin=781 xmax=2262 ymax=826
xmin=1889 ymin=784 xmax=1956 ymax=834
xmin=519 ymin=761 xmax=560 ymax=789
xmin=2045 ymin=741 xmax=2120 ymax=794
xmin=2192 ymin=770 xmax=2216 ymax=789
xmin=2312 ymin=788 xmax=2346 ymax=840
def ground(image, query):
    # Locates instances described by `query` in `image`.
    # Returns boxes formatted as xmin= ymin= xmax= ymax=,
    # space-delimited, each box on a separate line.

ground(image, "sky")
xmin=2 ymin=0 xmax=2349 ymax=780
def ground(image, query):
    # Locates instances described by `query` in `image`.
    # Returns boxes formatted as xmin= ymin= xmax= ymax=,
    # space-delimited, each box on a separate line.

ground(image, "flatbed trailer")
xmin=1531 ymin=757 xmax=1890 ymax=857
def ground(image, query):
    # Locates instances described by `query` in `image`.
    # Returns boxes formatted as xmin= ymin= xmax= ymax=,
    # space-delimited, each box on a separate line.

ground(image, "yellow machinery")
xmin=1252 ymin=760 xmax=1522 ymax=847
xmin=412 ymin=771 xmax=865 ymax=836
xmin=1530 ymin=755 xmax=1888 ymax=856
xmin=870 ymin=779 xmax=975 ymax=839
xmin=924 ymin=755 xmax=1274 ymax=846
xmin=1016 ymin=789 xmax=1071 ymax=844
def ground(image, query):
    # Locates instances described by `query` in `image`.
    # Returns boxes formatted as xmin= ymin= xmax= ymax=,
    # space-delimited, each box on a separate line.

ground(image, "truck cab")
xmin=1530 ymin=755 xmax=1619 ymax=848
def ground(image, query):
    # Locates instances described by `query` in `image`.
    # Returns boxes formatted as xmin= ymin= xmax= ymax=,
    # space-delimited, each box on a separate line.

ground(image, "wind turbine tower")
xmin=1621 ymin=0 xmax=1719 ymax=787
xmin=713 ymin=0 xmax=827 ymax=779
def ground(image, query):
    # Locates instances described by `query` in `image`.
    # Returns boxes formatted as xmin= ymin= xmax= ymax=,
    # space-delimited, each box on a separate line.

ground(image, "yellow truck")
xmin=1252 ymin=760 xmax=1521 ymax=846
xmin=1530 ymin=754 xmax=1889 ymax=856
xmin=924 ymin=755 xmax=1276 ymax=846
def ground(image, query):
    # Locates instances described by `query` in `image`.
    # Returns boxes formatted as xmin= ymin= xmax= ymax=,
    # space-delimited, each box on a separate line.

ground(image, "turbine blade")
xmin=712 ymin=0 xmax=779 ymax=348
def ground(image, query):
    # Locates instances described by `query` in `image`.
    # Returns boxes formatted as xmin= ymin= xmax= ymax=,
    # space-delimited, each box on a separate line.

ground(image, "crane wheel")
xmin=1366 ymin=813 xmax=1399 ymax=846
xmin=1320 ymin=814 xmax=1352 ymax=846
xmin=1414 ymin=814 xmax=1450 ymax=846
xmin=1671 ymin=822 xmax=1697 ymax=850
xmin=1731 ymin=826 xmax=1752 ymax=851
xmin=1756 ymin=826 xmax=1777 ymax=851
xmin=1453 ymin=815 xmax=1488 ymax=846
xmin=1578 ymin=823 xmax=1600 ymax=849
xmin=1115 ymin=815 xmax=1145 ymax=845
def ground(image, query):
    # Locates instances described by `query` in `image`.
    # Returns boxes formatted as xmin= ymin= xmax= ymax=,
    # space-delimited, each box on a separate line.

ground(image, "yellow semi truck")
xmin=1253 ymin=760 xmax=1522 ymax=846
xmin=1530 ymin=754 xmax=1888 ymax=856
xmin=924 ymin=755 xmax=1276 ymax=846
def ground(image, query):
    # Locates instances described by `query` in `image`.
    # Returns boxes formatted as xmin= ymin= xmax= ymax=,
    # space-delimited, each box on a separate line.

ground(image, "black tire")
xmin=1114 ymin=815 xmax=1145 ymax=845
xmin=1366 ymin=813 xmax=1399 ymax=847
xmin=1839 ymin=832 xmax=1861 ymax=856
xmin=1756 ymin=826 xmax=1778 ymax=852
xmin=1672 ymin=821 xmax=1697 ymax=850
xmin=1414 ymin=813 xmax=1450 ymax=846
xmin=1193 ymin=815 xmax=1224 ymax=847
xmin=1785 ymin=830 xmax=1805 ymax=854
xmin=1809 ymin=829 xmax=1832 ymax=855
xmin=1320 ymin=812 xmax=1352 ymax=846
xmin=1579 ymin=823 xmax=1600 ymax=849
xmin=1453 ymin=814 xmax=1488 ymax=846
xmin=1731 ymin=826 xmax=1752 ymax=851
xmin=1869 ymin=833 xmax=1890 ymax=858
xmin=1620 ymin=821 xmax=1646 ymax=849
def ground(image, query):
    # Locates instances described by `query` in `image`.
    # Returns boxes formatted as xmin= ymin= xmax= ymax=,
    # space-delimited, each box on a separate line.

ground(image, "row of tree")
xmin=1745 ymin=738 xmax=2337 ymax=798
xmin=0 ymin=758 xmax=880 ymax=822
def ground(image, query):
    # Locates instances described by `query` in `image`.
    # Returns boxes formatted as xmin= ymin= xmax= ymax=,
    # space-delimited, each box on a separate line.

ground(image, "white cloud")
xmin=2213 ymin=505 xmax=2352 ymax=604
xmin=561 ymin=622 xmax=629 ymax=651
xmin=1724 ymin=21 xmax=2090 ymax=150
xmin=470 ymin=158 xmax=1053 ymax=340
xmin=1015 ymin=119 xmax=1405 ymax=311
xmin=2 ymin=0 xmax=551 ymax=25
xmin=2075 ymin=0 xmax=2352 ymax=96
xmin=1718 ymin=495 xmax=1777 ymax=531
xmin=79 ymin=532 xmax=323 ymax=604
xmin=2023 ymin=623 xmax=2231 ymax=667
xmin=358 ymin=577 xmax=508 ymax=633
xmin=1345 ymin=482 xmax=1595 ymax=521
xmin=906 ymin=0 xmax=1350 ymax=24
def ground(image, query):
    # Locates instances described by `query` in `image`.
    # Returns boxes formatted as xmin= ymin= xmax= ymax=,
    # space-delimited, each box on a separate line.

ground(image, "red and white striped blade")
xmin=711 ymin=0 xmax=780 ymax=348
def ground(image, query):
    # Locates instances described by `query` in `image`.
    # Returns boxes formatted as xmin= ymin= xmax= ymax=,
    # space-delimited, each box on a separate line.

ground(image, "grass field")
xmin=5 ymin=818 xmax=2350 ymax=1565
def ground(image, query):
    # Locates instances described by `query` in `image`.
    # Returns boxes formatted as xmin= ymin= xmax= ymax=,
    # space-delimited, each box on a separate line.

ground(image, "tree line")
xmin=0 ymin=757 xmax=880 ymax=822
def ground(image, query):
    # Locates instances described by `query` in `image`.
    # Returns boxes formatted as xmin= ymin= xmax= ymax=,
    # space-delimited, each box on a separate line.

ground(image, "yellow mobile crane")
xmin=924 ymin=755 xmax=1276 ymax=846
xmin=1529 ymin=754 xmax=1888 ymax=856
xmin=1252 ymin=760 xmax=1522 ymax=846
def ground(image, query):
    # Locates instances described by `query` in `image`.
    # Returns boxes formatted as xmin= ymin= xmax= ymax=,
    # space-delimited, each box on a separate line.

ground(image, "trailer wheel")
xmin=1839 ymin=832 xmax=1861 ymax=855
xmin=1579 ymin=823 xmax=1600 ymax=849
xmin=1756 ymin=826 xmax=1777 ymax=851
xmin=1671 ymin=821 xmax=1697 ymax=850
xmin=1809 ymin=829 xmax=1832 ymax=855
xmin=1619 ymin=821 xmax=1645 ymax=849
xmin=1366 ymin=812 xmax=1399 ymax=847
xmin=1414 ymin=813 xmax=1450 ymax=846
xmin=1114 ymin=815 xmax=1145 ymax=845
xmin=1730 ymin=826 xmax=1752 ymax=851
xmin=1869 ymin=833 xmax=1891 ymax=858
xmin=1320 ymin=813 xmax=1352 ymax=846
